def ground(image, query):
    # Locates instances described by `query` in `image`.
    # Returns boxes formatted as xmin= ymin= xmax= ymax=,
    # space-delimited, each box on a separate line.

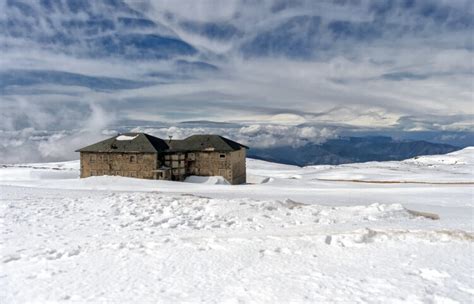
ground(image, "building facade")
xmin=76 ymin=133 xmax=248 ymax=184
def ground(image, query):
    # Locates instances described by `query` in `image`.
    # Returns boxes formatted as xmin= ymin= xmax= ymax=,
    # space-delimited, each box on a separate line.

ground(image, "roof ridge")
xmin=76 ymin=133 xmax=247 ymax=152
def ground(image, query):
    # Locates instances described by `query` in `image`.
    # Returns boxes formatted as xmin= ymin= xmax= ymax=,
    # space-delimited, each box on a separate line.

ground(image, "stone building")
xmin=76 ymin=133 xmax=248 ymax=184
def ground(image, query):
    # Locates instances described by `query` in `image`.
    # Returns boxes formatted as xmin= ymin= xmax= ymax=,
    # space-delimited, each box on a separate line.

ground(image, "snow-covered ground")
xmin=1 ymin=148 xmax=473 ymax=303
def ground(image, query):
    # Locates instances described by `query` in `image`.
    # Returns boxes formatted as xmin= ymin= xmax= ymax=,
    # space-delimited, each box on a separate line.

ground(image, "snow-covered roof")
xmin=116 ymin=134 xmax=139 ymax=141
xmin=75 ymin=133 xmax=169 ymax=153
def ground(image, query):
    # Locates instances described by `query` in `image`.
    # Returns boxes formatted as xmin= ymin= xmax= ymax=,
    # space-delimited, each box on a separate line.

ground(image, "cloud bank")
xmin=0 ymin=0 xmax=472 ymax=162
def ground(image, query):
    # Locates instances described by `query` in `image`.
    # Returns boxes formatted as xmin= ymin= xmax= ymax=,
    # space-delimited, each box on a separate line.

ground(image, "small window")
xmin=137 ymin=155 xmax=143 ymax=163
xmin=90 ymin=154 xmax=96 ymax=163
xmin=220 ymin=154 xmax=226 ymax=159
xmin=130 ymin=155 xmax=136 ymax=163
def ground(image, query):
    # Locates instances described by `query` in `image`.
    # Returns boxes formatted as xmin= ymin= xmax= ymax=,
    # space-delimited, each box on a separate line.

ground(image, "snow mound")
xmin=184 ymin=175 xmax=230 ymax=185
xmin=116 ymin=134 xmax=139 ymax=141
xmin=323 ymin=228 xmax=473 ymax=247
xmin=405 ymin=146 xmax=474 ymax=166
xmin=100 ymin=195 xmax=425 ymax=233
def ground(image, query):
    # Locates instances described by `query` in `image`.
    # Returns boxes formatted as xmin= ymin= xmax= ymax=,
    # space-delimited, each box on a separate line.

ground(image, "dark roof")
xmin=169 ymin=134 xmax=249 ymax=152
xmin=76 ymin=133 xmax=248 ymax=153
xmin=75 ymin=133 xmax=169 ymax=153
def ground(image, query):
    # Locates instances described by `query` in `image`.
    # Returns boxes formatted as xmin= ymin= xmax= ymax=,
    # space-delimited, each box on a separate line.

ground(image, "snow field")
xmin=309 ymin=147 xmax=474 ymax=183
xmin=1 ymin=148 xmax=473 ymax=303
xmin=1 ymin=185 xmax=473 ymax=303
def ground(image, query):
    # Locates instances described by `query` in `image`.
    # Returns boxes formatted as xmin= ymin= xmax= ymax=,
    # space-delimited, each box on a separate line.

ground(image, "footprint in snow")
xmin=274 ymin=247 xmax=291 ymax=254
xmin=2 ymin=254 xmax=21 ymax=263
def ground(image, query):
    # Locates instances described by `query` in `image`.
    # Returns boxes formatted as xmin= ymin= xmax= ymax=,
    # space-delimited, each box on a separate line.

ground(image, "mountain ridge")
xmin=248 ymin=136 xmax=460 ymax=166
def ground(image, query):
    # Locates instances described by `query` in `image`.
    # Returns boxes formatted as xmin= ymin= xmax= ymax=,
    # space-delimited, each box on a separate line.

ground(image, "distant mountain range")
xmin=248 ymin=136 xmax=460 ymax=166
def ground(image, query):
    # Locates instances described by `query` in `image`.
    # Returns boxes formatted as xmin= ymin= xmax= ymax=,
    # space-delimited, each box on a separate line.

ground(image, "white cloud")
xmin=0 ymin=0 xmax=473 ymax=163
xmin=132 ymin=124 xmax=338 ymax=148
xmin=0 ymin=103 xmax=115 ymax=163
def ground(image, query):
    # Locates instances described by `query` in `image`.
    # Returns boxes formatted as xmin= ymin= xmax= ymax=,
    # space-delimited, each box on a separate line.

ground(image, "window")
xmin=130 ymin=155 xmax=136 ymax=163
xmin=220 ymin=154 xmax=226 ymax=159
xmin=90 ymin=154 xmax=96 ymax=163
xmin=137 ymin=155 xmax=143 ymax=163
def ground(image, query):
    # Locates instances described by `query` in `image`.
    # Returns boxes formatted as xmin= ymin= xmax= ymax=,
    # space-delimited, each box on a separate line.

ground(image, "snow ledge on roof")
xmin=116 ymin=135 xmax=139 ymax=141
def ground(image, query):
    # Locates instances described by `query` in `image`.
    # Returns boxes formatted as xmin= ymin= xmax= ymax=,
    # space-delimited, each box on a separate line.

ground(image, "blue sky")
xmin=0 ymin=0 xmax=473 ymax=162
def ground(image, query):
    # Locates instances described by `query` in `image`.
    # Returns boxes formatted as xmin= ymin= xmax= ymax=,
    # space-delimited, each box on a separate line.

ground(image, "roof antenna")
xmin=168 ymin=135 xmax=173 ymax=143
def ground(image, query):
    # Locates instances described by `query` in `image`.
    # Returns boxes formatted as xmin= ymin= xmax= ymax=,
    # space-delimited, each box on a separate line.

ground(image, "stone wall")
xmin=79 ymin=148 xmax=247 ymax=184
xmin=186 ymin=148 xmax=246 ymax=184
xmin=230 ymin=148 xmax=246 ymax=184
xmin=80 ymin=152 xmax=158 ymax=179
